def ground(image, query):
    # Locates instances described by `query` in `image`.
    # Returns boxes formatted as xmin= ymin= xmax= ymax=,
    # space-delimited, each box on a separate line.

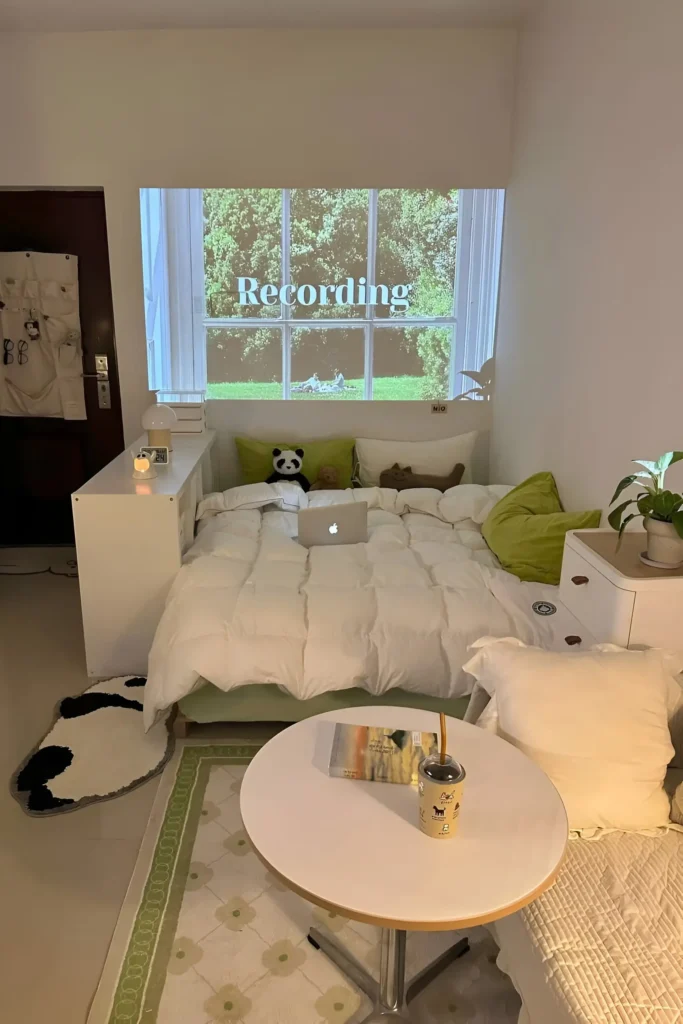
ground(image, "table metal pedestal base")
xmin=308 ymin=926 xmax=469 ymax=1022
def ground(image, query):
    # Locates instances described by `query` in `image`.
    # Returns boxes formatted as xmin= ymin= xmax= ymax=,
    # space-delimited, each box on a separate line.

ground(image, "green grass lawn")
xmin=206 ymin=376 xmax=428 ymax=400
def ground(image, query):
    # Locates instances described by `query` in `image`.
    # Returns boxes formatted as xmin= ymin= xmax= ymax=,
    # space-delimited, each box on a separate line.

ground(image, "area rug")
xmin=11 ymin=676 xmax=173 ymax=815
xmin=88 ymin=743 xmax=521 ymax=1024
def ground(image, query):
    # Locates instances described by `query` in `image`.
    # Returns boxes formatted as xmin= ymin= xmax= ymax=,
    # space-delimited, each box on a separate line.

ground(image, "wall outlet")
xmin=431 ymin=402 xmax=447 ymax=414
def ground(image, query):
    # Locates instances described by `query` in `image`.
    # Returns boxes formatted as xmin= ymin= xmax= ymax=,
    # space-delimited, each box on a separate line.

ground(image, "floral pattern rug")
xmin=93 ymin=745 xmax=521 ymax=1024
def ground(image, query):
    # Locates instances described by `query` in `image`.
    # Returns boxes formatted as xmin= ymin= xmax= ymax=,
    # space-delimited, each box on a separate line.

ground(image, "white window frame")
xmin=141 ymin=188 xmax=505 ymax=398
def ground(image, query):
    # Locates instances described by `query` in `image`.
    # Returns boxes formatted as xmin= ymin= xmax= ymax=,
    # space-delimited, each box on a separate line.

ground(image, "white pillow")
xmin=439 ymin=483 xmax=513 ymax=525
xmin=195 ymin=481 xmax=308 ymax=520
xmin=355 ymin=432 xmax=478 ymax=487
xmin=463 ymin=637 xmax=675 ymax=832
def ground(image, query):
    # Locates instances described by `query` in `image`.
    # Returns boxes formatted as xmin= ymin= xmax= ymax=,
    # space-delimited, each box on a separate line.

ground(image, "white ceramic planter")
xmin=645 ymin=517 xmax=683 ymax=567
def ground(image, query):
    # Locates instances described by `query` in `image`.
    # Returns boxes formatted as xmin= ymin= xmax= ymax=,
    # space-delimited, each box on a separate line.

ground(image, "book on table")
xmin=328 ymin=724 xmax=438 ymax=784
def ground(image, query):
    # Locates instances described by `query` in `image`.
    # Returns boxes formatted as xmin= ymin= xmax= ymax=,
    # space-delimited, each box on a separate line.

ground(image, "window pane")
xmin=375 ymin=190 xmax=458 ymax=319
xmin=206 ymin=327 xmax=282 ymax=399
xmin=373 ymin=326 xmax=452 ymax=401
xmin=290 ymin=189 xmax=368 ymax=319
xmin=291 ymin=328 xmax=364 ymax=399
xmin=203 ymin=189 xmax=282 ymax=319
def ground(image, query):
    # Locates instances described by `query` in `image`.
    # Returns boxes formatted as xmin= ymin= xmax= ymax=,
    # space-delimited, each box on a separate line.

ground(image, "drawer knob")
xmin=571 ymin=575 xmax=589 ymax=585
xmin=565 ymin=635 xmax=582 ymax=646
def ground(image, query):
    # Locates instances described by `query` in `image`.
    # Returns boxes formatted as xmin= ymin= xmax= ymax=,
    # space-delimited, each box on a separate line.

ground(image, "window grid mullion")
xmin=189 ymin=189 xmax=207 ymax=393
xmin=364 ymin=188 xmax=378 ymax=400
xmin=451 ymin=189 xmax=474 ymax=398
xmin=281 ymin=189 xmax=291 ymax=399
xmin=202 ymin=316 xmax=457 ymax=329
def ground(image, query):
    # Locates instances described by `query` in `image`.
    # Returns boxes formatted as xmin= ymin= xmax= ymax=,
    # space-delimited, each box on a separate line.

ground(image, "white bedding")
xmin=144 ymin=482 xmax=558 ymax=728
xmin=494 ymin=827 xmax=683 ymax=1024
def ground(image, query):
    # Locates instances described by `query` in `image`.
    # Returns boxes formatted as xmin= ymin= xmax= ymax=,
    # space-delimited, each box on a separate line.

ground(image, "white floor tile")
xmin=204 ymin=765 xmax=237 ymax=805
xmin=195 ymin=921 xmax=270 ymax=992
xmin=215 ymin=793 xmax=245 ymax=834
xmin=156 ymin=968 xmax=215 ymax=1024
xmin=192 ymin=819 xmax=233 ymax=865
xmin=176 ymin=885 xmax=225 ymax=944
xmin=248 ymin=888 xmax=313 ymax=946
xmin=343 ymin=918 xmax=380 ymax=947
xmin=244 ymin=968 xmax=329 ymax=1024
xmin=329 ymin=924 xmax=377 ymax=980
xmin=206 ymin=850 xmax=270 ymax=904
xmin=297 ymin=936 xmax=360 ymax=995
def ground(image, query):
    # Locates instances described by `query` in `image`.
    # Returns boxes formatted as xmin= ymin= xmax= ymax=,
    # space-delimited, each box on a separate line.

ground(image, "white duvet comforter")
xmin=144 ymin=482 xmax=555 ymax=728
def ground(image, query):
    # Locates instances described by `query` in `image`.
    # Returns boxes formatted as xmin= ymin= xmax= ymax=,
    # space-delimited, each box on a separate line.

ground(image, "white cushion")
xmin=439 ymin=483 xmax=513 ymax=524
xmin=463 ymin=637 xmax=676 ymax=831
xmin=195 ymin=481 xmax=309 ymax=520
xmin=355 ymin=432 xmax=478 ymax=487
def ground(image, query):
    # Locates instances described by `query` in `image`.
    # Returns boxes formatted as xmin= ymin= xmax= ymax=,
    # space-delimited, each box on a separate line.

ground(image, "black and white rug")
xmin=11 ymin=676 xmax=174 ymax=816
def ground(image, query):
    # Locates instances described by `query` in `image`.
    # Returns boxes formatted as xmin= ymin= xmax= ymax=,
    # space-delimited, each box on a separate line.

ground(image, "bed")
xmin=144 ymin=481 xmax=580 ymax=730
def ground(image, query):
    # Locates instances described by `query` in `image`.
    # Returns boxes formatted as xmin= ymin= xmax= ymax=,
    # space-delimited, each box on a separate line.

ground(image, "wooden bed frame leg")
xmin=173 ymin=708 xmax=190 ymax=739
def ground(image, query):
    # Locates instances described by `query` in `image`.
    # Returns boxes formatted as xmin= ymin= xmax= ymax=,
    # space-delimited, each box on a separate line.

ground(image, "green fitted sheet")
xmin=178 ymin=682 xmax=470 ymax=724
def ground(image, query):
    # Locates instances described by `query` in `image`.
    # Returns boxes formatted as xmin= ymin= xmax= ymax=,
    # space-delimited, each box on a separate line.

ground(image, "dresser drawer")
xmin=559 ymin=544 xmax=635 ymax=646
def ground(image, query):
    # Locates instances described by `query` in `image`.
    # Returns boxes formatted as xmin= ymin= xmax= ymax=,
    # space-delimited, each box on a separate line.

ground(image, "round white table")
xmin=240 ymin=706 xmax=567 ymax=1023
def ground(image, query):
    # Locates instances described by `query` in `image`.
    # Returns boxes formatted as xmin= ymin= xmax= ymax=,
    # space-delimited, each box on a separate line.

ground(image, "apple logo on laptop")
xmin=329 ymin=522 xmax=339 ymax=535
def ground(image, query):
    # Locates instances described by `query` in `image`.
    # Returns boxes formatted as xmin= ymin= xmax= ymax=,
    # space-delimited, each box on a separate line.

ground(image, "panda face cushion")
xmin=266 ymin=447 xmax=311 ymax=492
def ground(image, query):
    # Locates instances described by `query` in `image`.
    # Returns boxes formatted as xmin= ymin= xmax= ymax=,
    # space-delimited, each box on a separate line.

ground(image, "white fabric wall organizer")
xmin=0 ymin=251 xmax=85 ymax=419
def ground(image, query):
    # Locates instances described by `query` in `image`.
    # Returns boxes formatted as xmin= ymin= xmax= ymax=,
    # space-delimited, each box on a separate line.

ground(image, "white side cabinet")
xmin=72 ymin=432 xmax=215 ymax=677
xmin=559 ymin=529 xmax=683 ymax=650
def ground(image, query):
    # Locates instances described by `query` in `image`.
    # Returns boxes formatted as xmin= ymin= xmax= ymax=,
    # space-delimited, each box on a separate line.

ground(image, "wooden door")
xmin=0 ymin=190 xmax=124 ymax=544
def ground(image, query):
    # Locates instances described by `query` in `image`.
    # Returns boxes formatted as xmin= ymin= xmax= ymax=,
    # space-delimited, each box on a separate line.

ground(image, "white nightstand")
xmin=560 ymin=529 xmax=683 ymax=650
xmin=72 ymin=431 xmax=215 ymax=677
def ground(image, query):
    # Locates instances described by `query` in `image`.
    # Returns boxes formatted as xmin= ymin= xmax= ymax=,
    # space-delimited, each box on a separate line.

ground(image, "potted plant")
xmin=608 ymin=451 xmax=683 ymax=566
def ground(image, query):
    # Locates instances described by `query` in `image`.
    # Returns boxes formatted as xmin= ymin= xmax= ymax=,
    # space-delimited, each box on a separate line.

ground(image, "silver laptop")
xmin=298 ymin=502 xmax=368 ymax=547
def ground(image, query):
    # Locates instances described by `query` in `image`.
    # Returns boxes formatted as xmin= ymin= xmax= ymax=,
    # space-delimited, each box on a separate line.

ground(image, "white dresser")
xmin=559 ymin=529 xmax=683 ymax=650
xmin=72 ymin=432 xmax=215 ymax=677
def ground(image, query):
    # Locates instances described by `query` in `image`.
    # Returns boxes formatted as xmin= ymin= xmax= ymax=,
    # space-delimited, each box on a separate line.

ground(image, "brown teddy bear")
xmin=379 ymin=462 xmax=465 ymax=492
xmin=309 ymin=465 xmax=343 ymax=490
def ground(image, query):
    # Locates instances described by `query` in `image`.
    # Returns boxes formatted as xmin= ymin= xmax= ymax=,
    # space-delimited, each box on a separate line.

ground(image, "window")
xmin=141 ymin=188 xmax=504 ymax=400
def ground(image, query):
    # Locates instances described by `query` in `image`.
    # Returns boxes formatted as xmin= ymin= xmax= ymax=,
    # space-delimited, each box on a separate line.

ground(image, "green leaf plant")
xmin=608 ymin=451 xmax=683 ymax=546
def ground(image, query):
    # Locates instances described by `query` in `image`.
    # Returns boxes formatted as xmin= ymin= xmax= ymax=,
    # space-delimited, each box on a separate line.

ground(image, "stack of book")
xmin=155 ymin=391 xmax=206 ymax=433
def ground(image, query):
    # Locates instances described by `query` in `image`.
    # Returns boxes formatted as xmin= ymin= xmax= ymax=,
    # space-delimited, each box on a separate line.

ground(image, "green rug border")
xmin=107 ymin=744 xmax=261 ymax=1024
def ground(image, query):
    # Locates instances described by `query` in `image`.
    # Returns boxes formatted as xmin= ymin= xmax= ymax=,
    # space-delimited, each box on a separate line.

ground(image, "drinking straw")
xmin=439 ymin=713 xmax=447 ymax=765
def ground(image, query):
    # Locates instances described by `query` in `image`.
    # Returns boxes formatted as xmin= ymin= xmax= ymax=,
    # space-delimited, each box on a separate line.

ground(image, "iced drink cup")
xmin=418 ymin=754 xmax=466 ymax=839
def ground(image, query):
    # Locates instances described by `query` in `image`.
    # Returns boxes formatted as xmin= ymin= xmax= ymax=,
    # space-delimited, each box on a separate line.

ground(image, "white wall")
xmin=208 ymin=398 xmax=491 ymax=487
xmin=491 ymin=0 xmax=683 ymax=511
xmin=0 ymin=28 xmax=516 ymax=447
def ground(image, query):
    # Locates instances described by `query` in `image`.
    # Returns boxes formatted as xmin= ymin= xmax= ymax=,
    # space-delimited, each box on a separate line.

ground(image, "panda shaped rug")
xmin=11 ymin=676 xmax=174 ymax=816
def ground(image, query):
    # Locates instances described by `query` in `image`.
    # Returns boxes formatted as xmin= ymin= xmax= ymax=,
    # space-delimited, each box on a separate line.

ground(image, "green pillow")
xmin=482 ymin=471 xmax=601 ymax=584
xmin=235 ymin=436 xmax=356 ymax=489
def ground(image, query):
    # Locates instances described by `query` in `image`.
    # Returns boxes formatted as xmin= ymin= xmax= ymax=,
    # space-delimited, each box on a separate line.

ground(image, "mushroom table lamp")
xmin=141 ymin=403 xmax=177 ymax=451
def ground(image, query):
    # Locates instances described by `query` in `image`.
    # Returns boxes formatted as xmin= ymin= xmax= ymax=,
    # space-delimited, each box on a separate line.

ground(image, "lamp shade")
xmin=142 ymin=403 xmax=177 ymax=452
xmin=141 ymin=404 xmax=178 ymax=431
